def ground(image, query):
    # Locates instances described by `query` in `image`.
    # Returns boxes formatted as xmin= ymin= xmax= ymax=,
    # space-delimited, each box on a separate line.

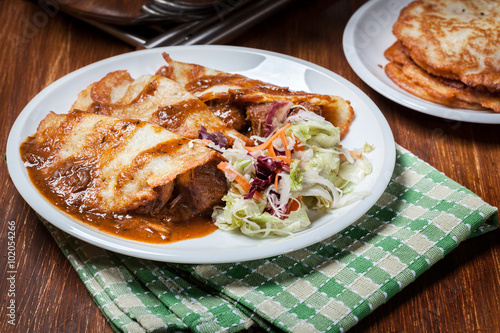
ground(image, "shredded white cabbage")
xmin=212 ymin=107 xmax=372 ymax=238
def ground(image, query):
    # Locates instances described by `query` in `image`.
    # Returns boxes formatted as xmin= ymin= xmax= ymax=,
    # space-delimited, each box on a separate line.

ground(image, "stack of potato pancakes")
xmin=384 ymin=0 xmax=500 ymax=112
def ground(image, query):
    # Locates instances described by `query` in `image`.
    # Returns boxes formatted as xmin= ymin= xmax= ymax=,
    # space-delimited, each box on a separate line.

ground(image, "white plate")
xmin=7 ymin=45 xmax=395 ymax=264
xmin=343 ymin=0 xmax=500 ymax=124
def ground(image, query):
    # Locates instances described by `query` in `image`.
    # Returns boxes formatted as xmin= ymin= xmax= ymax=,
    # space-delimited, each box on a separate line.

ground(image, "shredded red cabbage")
xmin=263 ymin=191 xmax=290 ymax=219
xmin=244 ymin=156 xmax=283 ymax=199
xmin=198 ymin=126 xmax=229 ymax=148
xmin=265 ymin=101 xmax=293 ymax=136
xmin=264 ymin=190 xmax=280 ymax=216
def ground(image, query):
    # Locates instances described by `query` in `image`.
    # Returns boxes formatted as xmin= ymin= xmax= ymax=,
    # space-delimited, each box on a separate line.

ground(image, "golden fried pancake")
xmin=71 ymin=72 xmax=250 ymax=144
xmin=21 ymin=111 xmax=223 ymax=215
xmin=71 ymin=70 xmax=134 ymax=111
xmin=158 ymin=53 xmax=354 ymax=139
xmin=384 ymin=42 xmax=500 ymax=112
xmin=393 ymin=0 xmax=500 ymax=91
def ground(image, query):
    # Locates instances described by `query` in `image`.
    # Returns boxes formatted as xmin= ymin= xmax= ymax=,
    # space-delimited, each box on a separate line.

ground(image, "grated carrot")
xmin=274 ymin=169 xmax=282 ymax=190
xmin=246 ymin=123 xmax=291 ymax=152
xmin=217 ymin=162 xmax=263 ymax=200
xmin=268 ymin=144 xmax=276 ymax=157
xmin=218 ymin=162 xmax=249 ymax=191
xmin=294 ymin=142 xmax=305 ymax=151
xmin=279 ymin=131 xmax=292 ymax=160
xmin=349 ymin=150 xmax=362 ymax=159
xmin=286 ymin=197 xmax=301 ymax=214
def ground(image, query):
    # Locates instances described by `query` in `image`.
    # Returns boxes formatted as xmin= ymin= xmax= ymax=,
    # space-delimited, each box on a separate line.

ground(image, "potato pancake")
xmin=393 ymin=0 xmax=500 ymax=91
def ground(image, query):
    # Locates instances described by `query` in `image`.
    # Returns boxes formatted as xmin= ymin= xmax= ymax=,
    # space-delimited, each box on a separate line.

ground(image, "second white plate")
xmin=7 ymin=45 xmax=395 ymax=263
xmin=343 ymin=0 xmax=500 ymax=124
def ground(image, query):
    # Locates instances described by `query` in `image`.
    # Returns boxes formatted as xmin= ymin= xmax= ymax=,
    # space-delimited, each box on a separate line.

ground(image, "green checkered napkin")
xmin=43 ymin=145 xmax=498 ymax=333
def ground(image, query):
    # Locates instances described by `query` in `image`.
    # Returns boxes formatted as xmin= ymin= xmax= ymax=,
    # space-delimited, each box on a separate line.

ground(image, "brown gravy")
xmin=20 ymin=136 xmax=217 ymax=244
xmin=186 ymin=73 xmax=296 ymax=97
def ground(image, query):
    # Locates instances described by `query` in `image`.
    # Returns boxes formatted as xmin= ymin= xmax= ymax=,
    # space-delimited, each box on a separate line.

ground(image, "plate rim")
xmin=342 ymin=0 xmax=500 ymax=125
xmin=7 ymin=45 xmax=396 ymax=263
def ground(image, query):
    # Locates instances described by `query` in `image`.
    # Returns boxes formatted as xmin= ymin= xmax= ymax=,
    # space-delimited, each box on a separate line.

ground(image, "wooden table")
xmin=1 ymin=0 xmax=499 ymax=332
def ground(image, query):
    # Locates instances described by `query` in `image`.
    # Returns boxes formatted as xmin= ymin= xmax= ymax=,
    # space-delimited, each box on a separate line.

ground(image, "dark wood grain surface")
xmin=1 ymin=0 xmax=499 ymax=332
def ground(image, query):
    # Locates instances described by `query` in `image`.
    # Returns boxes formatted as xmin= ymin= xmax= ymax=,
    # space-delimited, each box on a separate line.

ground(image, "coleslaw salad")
xmin=203 ymin=102 xmax=373 ymax=238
